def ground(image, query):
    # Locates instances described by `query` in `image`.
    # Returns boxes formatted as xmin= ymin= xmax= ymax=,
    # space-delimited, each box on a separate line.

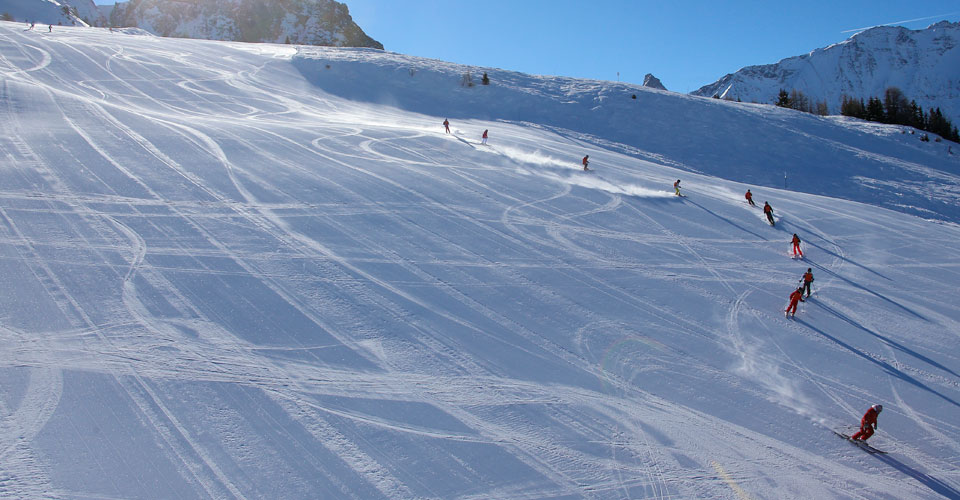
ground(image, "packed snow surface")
xmin=1 ymin=22 xmax=960 ymax=499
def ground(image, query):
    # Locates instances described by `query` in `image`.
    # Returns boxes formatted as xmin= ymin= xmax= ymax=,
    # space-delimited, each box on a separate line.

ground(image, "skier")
xmin=582 ymin=155 xmax=590 ymax=171
xmin=443 ymin=119 xmax=450 ymax=134
xmin=674 ymin=179 xmax=682 ymax=196
xmin=791 ymin=233 xmax=803 ymax=258
xmin=851 ymin=404 xmax=882 ymax=441
xmin=802 ymin=268 xmax=814 ymax=297
xmin=785 ymin=286 xmax=804 ymax=317
xmin=763 ymin=202 xmax=775 ymax=226
xmin=48 ymin=25 xmax=52 ymax=33
xmin=481 ymin=129 xmax=488 ymax=145
xmin=745 ymin=189 xmax=756 ymax=206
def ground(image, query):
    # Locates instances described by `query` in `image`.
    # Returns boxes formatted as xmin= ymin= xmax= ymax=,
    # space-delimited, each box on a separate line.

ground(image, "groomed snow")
xmin=1 ymin=22 xmax=959 ymax=499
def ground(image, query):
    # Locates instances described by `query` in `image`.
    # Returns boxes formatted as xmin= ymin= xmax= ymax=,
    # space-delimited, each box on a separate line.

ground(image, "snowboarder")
xmin=674 ymin=179 xmax=682 ymax=196
xmin=745 ymin=189 xmax=756 ymax=206
xmin=785 ymin=286 xmax=804 ymax=317
xmin=802 ymin=268 xmax=814 ymax=297
xmin=481 ymin=129 xmax=488 ymax=145
xmin=582 ymin=155 xmax=590 ymax=171
xmin=443 ymin=119 xmax=450 ymax=134
xmin=763 ymin=202 xmax=775 ymax=226
xmin=791 ymin=233 xmax=803 ymax=258
xmin=851 ymin=404 xmax=882 ymax=441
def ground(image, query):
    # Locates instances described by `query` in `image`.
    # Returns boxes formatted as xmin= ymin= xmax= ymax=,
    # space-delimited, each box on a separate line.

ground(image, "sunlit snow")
xmin=1 ymin=22 xmax=959 ymax=499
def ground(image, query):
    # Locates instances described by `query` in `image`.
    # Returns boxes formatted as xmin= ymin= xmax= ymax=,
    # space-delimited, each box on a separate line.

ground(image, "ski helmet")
xmin=872 ymin=404 xmax=883 ymax=413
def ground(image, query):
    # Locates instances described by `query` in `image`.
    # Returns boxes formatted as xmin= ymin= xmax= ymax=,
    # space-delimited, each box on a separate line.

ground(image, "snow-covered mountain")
xmin=2 ymin=21 xmax=960 ymax=499
xmin=692 ymin=21 xmax=960 ymax=123
xmin=0 ymin=0 xmax=103 ymax=26
xmin=107 ymin=0 xmax=382 ymax=48
xmin=0 ymin=0 xmax=381 ymax=48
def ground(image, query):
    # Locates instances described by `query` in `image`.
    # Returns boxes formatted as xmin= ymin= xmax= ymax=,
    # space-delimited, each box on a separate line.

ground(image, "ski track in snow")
xmin=1 ymin=22 xmax=960 ymax=499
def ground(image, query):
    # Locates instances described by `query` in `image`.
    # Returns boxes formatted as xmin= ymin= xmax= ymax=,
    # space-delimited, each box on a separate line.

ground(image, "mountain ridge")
xmin=0 ymin=0 xmax=382 ymax=48
xmin=691 ymin=21 xmax=960 ymax=123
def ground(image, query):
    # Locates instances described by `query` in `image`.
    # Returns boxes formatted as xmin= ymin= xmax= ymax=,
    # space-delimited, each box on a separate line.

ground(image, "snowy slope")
xmin=693 ymin=21 xmax=960 ymax=125
xmin=2 ymin=22 xmax=960 ymax=499
xmin=294 ymin=45 xmax=960 ymax=223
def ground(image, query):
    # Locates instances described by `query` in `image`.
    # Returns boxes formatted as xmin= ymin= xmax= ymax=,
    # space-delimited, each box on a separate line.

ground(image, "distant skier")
xmin=481 ymin=129 xmax=488 ymax=145
xmin=745 ymin=189 xmax=756 ymax=206
xmin=851 ymin=404 xmax=882 ymax=441
xmin=763 ymin=202 xmax=775 ymax=226
xmin=443 ymin=119 xmax=450 ymax=134
xmin=48 ymin=25 xmax=52 ymax=33
xmin=801 ymin=268 xmax=814 ymax=297
xmin=791 ymin=233 xmax=803 ymax=258
xmin=673 ymin=180 xmax=682 ymax=196
xmin=582 ymin=155 xmax=590 ymax=171
xmin=785 ymin=286 xmax=804 ymax=317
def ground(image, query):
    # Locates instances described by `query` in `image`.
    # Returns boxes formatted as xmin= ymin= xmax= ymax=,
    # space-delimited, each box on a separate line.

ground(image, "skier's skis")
xmin=832 ymin=431 xmax=887 ymax=454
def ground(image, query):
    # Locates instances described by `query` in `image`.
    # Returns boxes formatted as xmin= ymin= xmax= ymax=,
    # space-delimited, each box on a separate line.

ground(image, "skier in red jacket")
xmin=481 ymin=129 xmax=488 ymax=145
xmin=582 ymin=155 xmax=590 ymax=171
xmin=851 ymin=404 xmax=882 ymax=441
xmin=745 ymin=189 xmax=756 ymax=206
xmin=443 ymin=118 xmax=450 ymax=134
xmin=791 ymin=233 xmax=803 ymax=258
xmin=785 ymin=286 xmax=804 ymax=317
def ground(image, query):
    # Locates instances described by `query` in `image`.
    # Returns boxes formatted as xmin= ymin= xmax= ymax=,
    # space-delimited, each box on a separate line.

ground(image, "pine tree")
xmin=866 ymin=97 xmax=885 ymax=122
xmin=775 ymin=89 xmax=790 ymax=108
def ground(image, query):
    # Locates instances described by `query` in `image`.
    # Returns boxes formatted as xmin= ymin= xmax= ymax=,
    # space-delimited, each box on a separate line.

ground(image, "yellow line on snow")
xmin=711 ymin=460 xmax=753 ymax=500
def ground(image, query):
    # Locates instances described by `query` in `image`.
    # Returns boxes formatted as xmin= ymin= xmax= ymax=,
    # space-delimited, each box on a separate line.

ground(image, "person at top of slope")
xmin=443 ymin=118 xmax=450 ymax=134
xmin=582 ymin=155 xmax=590 ymax=171
xmin=745 ymin=189 xmax=756 ymax=206
xmin=801 ymin=268 xmax=814 ymax=297
xmin=791 ymin=233 xmax=803 ymax=258
xmin=785 ymin=286 xmax=804 ymax=317
xmin=763 ymin=201 xmax=775 ymax=226
xmin=851 ymin=404 xmax=882 ymax=441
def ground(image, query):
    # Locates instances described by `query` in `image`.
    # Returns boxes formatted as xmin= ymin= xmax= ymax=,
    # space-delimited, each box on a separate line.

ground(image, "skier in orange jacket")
xmin=745 ymin=189 xmax=756 ymax=206
xmin=791 ymin=233 xmax=803 ymax=258
xmin=763 ymin=202 xmax=775 ymax=226
xmin=801 ymin=268 xmax=814 ymax=297
xmin=785 ymin=287 xmax=804 ymax=317
xmin=851 ymin=404 xmax=882 ymax=441
xmin=582 ymin=155 xmax=590 ymax=171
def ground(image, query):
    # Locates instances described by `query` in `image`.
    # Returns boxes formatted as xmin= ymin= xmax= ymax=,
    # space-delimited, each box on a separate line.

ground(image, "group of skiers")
xmin=442 ymin=122 xmax=885 ymax=446
xmin=749 ymin=189 xmax=882 ymax=444
xmin=719 ymin=184 xmax=884 ymax=442
xmin=443 ymin=119 xmax=489 ymax=146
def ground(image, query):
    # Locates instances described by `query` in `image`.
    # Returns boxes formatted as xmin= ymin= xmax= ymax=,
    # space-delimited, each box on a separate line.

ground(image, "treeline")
xmin=774 ymin=87 xmax=958 ymax=143
xmin=775 ymin=89 xmax=829 ymax=116
xmin=840 ymin=88 xmax=958 ymax=143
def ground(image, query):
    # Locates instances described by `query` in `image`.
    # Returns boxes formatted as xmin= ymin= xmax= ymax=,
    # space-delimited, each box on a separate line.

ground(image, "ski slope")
xmin=1 ymin=21 xmax=960 ymax=499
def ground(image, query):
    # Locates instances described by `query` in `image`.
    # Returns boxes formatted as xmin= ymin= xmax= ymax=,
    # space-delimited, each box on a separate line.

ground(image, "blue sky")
xmin=342 ymin=0 xmax=960 ymax=93
xmin=94 ymin=1 xmax=960 ymax=93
